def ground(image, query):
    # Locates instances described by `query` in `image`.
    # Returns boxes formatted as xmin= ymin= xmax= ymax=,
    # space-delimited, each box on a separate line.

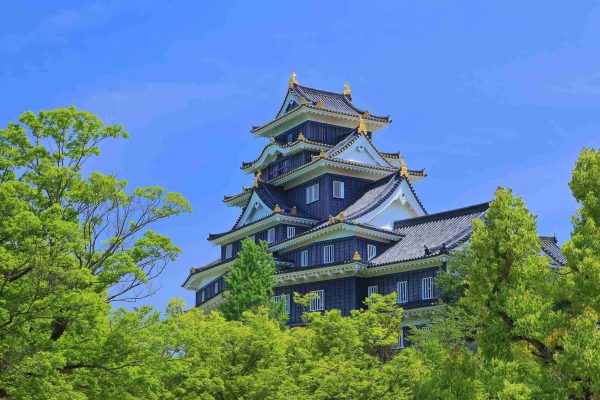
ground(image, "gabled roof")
xmin=283 ymin=83 xmax=390 ymax=121
xmin=229 ymin=182 xmax=314 ymax=228
xmin=241 ymin=136 xmax=333 ymax=172
xmin=371 ymin=202 xmax=490 ymax=265
xmin=341 ymin=172 xmax=427 ymax=221
xmin=540 ymin=236 xmax=566 ymax=266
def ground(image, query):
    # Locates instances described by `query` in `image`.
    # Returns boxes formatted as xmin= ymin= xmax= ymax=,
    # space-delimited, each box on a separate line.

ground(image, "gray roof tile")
xmin=371 ymin=203 xmax=489 ymax=264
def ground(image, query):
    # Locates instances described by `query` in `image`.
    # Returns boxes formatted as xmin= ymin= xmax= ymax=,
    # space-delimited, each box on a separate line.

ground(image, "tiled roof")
xmin=290 ymin=83 xmax=390 ymax=121
xmin=371 ymin=203 xmax=489 ymax=265
xmin=241 ymin=137 xmax=333 ymax=170
xmin=228 ymin=182 xmax=314 ymax=229
xmin=540 ymin=236 xmax=566 ymax=266
xmin=341 ymin=171 xmax=406 ymax=220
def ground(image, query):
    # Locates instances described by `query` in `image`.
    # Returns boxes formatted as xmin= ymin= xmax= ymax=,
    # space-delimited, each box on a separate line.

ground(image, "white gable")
xmin=235 ymin=192 xmax=273 ymax=228
xmin=357 ymin=180 xmax=426 ymax=229
xmin=276 ymin=92 xmax=301 ymax=117
xmin=333 ymin=135 xmax=393 ymax=168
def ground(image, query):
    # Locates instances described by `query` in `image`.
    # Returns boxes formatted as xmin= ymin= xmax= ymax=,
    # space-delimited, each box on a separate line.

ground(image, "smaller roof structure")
xmin=540 ymin=236 xmax=567 ymax=266
xmin=371 ymin=202 xmax=490 ymax=264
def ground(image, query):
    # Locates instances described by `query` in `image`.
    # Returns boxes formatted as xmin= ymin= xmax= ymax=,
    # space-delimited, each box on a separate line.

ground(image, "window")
xmin=323 ymin=244 xmax=334 ymax=264
xmin=367 ymin=285 xmax=378 ymax=297
xmin=309 ymin=290 xmax=324 ymax=311
xmin=300 ymin=249 xmax=309 ymax=267
xmin=367 ymin=244 xmax=377 ymax=261
xmin=397 ymin=281 xmax=408 ymax=304
xmin=287 ymin=226 xmax=296 ymax=239
xmin=306 ymin=183 xmax=320 ymax=204
xmin=398 ymin=330 xmax=405 ymax=349
xmin=287 ymin=132 xmax=293 ymax=143
xmin=267 ymin=228 xmax=276 ymax=244
xmin=214 ymin=281 xmax=219 ymax=293
xmin=274 ymin=294 xmax=290 ymax=314
xmin=200 ymin=290 xmax=205 ymax=303
xmin=422 ymin=277 xmax=434 ymax=300
xmin=225 ymin=244 xmax=233 ymax=259
xmin=333 ymin=180 xmax=345 ymax=199
xmin=420 ymin=325 xmax=432 ymax=332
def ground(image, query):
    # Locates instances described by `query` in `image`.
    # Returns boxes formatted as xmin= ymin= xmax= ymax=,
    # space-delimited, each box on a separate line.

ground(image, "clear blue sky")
xmin=2 ymin=1 xmax=599 ymax=311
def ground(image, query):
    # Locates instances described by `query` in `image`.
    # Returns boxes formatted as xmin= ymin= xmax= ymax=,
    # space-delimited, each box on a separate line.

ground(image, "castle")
xmin=183 ymin=73 xmax=565 ymax=344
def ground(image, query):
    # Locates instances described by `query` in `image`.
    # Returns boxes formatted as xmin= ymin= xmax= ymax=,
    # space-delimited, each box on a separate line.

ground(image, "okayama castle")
xmin=183 ymin=73 xmax=565 ymax=337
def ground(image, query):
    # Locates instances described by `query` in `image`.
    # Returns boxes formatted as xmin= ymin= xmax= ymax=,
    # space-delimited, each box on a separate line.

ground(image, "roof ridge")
xmin=293 ymin=83 xmax=347 ymax=98
xmin=393 ymin=202 xmax=490 ymax=229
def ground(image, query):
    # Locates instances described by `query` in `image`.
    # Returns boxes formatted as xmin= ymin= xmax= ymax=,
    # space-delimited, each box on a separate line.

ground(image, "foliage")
xmin=220 ymin=238 xmax=285 ymax=323
xmin=0 ymin=107 xmax=190 ymax=399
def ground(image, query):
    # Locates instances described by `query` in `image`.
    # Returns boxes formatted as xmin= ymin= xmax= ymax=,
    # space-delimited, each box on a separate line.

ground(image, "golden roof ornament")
xmin=357 ymin=115 xmax=368 ymax=135
xmin=362 ymin=110 xmax=370 ymax=118
xmin=343 ymin=83 xmax=352 ymax=96
xmin=328 ymin=215 xmax=335 ymax=224
xmin=288 ymin=71 xmax=298 ymax=88
xmin=253 ymin=170 xmax=263 ymax=187
xmin=297 ymin=132 xmax=305 ymax=141
xmin=300 ymin=98 xmax=307 ymax=105
xmin=273 ymin=204 xmax=282 ymax=213
xmin=400 ymin=159 xmax=408 ymax=176
xmin=319 ymin=150 xmax=327 ymax=158
xmin=337 ymin=213 xmax=345 ymax=222
xmin=290 ymin=206 xmax=297 ymax=216
xmin=315 ymin=100 xmax=323 ymax=109
xmin=353 ymin=251 xmax=362 ymax=261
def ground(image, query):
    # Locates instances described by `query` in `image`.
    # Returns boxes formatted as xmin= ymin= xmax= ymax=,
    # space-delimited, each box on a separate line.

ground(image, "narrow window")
xmin=397 ymin=281 xmax=408 ymax=304
xmin=332 ymin=180 xmax=345 ymax=199
xmin=287 ymin=226 xmax=296 ymax=239
xmin=323 ymin=244 xmax=334 ymax=264
xmin=421 ymin=277 xmax=434 ymax=300
xmin=287 ymin=132 xmax=293 ymax=143
xmin=309 ymin=290 xmax=324 ymax=311
xmin=225 ymin=244 xmax=233 ymax=259
xmin=274 ymin=294 xmax=291 ymax=314
xmin=200 ymin=290 xmax=205 ymax=303
xmin=300 ymin=249 xmax=309 ymax=267
xmin=420 ymin=325 xmax=432 ymax=332
xmin=367 ymin=244 xmax=377 ymax=261
xmin=267 ymin=228 xmax=276 ymax=244
xmin=367 ymin=285 xmax=378 ymax=297
xmin=306 ymin=183 xmax=320 ymax=204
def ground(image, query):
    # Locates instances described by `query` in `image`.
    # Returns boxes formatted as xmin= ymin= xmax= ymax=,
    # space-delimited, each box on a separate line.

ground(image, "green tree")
xmin=0 ymin=107 xmax=190 ymax=399
xmin=219 ymin=238 xmax=283 ymax=321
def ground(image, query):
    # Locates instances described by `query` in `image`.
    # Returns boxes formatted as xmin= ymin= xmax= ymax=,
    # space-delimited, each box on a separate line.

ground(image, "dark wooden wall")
xmin=280 ymin=237 xmax=390 ymax=268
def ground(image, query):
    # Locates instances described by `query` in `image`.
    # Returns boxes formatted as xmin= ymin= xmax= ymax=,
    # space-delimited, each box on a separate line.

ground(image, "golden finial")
xmin=337 ymin=213 xmax=345 ymax=222
xmin=253 ymin=170 xmax=263 ymax=187
xmin=288 ymin=71 xmax=298 ymax=88
xmin=300 ymin=98 xmax=307 ymax=105
xmin=353 ymin=251 xmax=362 ymax=261
xmin=290 ymin=206 xmax=297 ymax=216
xmin=400 ymin=159 xmax=408 ymax=176
xmin=328 ymin=215 xmax=335 ymax=224
xmin=362 ymin=110 xmax=370 ymax=118
xmin=343 ymin=83 xmax=352 ymax=96
xmin=274 ymin=204 xmax=282 ymax=213
xmin=357 ymin=115 xmax=368 ymax=135
xmin=319 ymin=150 xmax=327 ymax=158
xmin=297 ymin=132 xmax=305 ymax=141
xmin=315 ymin=100 xmax=323 ymax=109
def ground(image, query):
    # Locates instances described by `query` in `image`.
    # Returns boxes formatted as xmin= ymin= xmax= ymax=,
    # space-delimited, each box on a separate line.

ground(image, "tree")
xmin=219 ymin=238 xmax=282 ymax=321
xmin=0 ymin=107 xmax=190 ymax=398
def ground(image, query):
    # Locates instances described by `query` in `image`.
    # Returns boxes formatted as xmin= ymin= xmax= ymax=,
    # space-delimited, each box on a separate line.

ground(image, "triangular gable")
xmin=235 ymin=191 xmax=273 ymax=228
xmin=276 ymin=91 xmax=301 ymax=117
xmin=356 ymin=179 xmax=426 ymax=229
xmin=332 ymin=134 xmax=393 ymax=168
